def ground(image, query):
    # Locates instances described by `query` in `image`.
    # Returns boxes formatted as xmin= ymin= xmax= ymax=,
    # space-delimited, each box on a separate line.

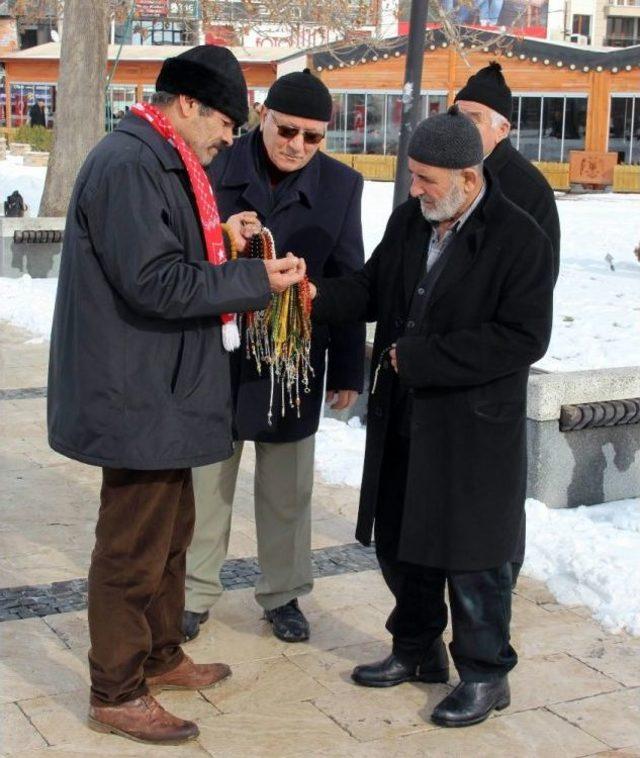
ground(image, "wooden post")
xmin=447 ymin=46 xmax=457 ymax=106
xmin=585 ymin=71 xmax=611 ymax=154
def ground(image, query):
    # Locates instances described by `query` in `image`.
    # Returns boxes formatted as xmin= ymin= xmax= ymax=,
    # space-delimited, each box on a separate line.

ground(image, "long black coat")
xmin=48 ymin=114 xmax=271 ymax=470
xmin=208 ymin=129 xmax=365 ymax=442
xmin=313 ymin=174 xmax=554 ymax=570
xmin=486 ymin=138 xmax=561 ymax=282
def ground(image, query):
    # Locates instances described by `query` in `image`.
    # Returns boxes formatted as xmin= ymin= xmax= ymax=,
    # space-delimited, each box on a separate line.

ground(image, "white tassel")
xmin=222 ymin=320 xmax=241 ymax=351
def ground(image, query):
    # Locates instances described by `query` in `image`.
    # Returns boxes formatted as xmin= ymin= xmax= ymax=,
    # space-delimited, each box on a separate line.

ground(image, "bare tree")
xmin=39 ymin=0 xmax=110 ymax=216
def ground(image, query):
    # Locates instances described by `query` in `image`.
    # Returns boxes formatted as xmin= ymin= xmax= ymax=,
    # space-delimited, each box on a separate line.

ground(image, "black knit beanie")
xmin=156 ymin=45 xmax=248 ymax=127
xmin=264 ymin=68 xmax=332 ymax=122
xmin=408 ymin=105 xmax=484 ymax=169
xmin=454 ymin=61 xmax=513 ymax=121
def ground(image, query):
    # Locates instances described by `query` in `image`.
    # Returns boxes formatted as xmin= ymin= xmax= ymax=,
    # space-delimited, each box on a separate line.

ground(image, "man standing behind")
xmin=455 ymin=62 xmax=560 ymax=280
xmin=29 ymin=98 xmax=46 ymax=127
xmin=48 ymin=46 xmax=304 ymax=746
xmin=184 ymin=69 xmax=365 ymax=643
xmin=310 ymin=107 xmax=554 ymax=727
xmin=455 ymin=61 xmax=561 ymax=583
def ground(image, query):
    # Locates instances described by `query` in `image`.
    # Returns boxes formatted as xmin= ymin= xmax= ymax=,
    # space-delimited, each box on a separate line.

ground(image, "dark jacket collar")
xmin=115 ymin=112 xmax=184 ymax=172
xmin=485 ymin=137 xmax=514 ymax=175
xmin=217 ymin=129 xmax=320 ymax=216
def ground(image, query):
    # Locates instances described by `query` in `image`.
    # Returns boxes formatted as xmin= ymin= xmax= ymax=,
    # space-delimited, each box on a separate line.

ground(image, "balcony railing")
xmin=609 ymin=0 xmax=640 ymax=6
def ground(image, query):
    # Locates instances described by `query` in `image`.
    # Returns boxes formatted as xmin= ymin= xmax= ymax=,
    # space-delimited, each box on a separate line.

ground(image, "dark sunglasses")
xmin=270 ymin=112 xmax=325 ymax=145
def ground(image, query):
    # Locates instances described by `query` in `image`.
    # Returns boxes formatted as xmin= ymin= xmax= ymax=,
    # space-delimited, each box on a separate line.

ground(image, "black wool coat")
xmin=313 ymin=174 xmax=554 ymax=570
xmin=208 ymin=129 xmax=366 ymax=442
xmin=486 ymin=138 xmax=561 ymax=282
xmin=48 ymin=113 xmax=271 ymax=470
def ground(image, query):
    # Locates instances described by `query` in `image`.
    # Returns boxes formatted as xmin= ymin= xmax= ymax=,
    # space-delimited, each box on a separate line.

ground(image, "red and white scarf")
xmin=131 ymin=102 xmax=240 ymax=351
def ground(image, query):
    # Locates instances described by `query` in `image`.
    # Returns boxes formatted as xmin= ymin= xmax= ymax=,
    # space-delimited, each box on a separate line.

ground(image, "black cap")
xmin=156 ymin=45 xmax=248 ymax=127
xmin=264 ymin=68 xmax=332 ymax=122
xmin=454 ymin=61 xmax=513 ymax=121
xmin=408 ymin=105 xmax=484 ymax=169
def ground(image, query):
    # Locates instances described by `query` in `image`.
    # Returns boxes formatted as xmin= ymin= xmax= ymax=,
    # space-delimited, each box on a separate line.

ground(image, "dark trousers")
xmin=374 ymin=426 xmax=517 ymax=682
xmin=88 ymin=468 xmax=195 ymax=706
xmin=378 ymin=555 xmax=517 ymax=682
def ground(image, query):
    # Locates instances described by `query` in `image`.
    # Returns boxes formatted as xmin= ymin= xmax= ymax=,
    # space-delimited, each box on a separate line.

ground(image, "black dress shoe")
xmin=352 ymin=639 xmax=449 ymax=688
xmin=181 ymin=610 xmax=210 ymax=642
xmin=431 ymin=678 xmax=510 ymax=727
xmin=263 ymin=599 xmax=310 ymax=642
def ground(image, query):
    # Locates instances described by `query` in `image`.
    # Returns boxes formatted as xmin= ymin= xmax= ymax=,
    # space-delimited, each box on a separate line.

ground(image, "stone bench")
xmin=527 ymin=368 xmax=640 ymax=507
xmin=0 ymin=216 xmax=65 ymax=278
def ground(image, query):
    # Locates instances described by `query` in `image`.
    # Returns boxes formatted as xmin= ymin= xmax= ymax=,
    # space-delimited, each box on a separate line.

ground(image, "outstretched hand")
xmin=264 ymin=253 xmax=306 ymax=293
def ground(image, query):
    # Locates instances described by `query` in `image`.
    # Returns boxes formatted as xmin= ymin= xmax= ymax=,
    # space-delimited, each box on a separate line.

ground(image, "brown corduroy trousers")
xmin=87 ymin=467 xmax=195 ymax=706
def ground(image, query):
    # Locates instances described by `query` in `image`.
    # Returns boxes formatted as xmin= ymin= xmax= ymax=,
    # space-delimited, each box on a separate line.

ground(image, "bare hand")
xmin=325 ymin=389 xmax=359 ymax=410
xmin=226 ymin=211 xmax=261 ymax=253
xmin=308 ymin=282 xmax=317 ymax=300
xmin=264 ymin=255 xmax=306 ymax=293
xmin=390 ymin=346 xmax=398 ymax=373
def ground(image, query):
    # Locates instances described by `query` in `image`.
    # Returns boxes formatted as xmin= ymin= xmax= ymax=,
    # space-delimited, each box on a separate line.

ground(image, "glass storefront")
xmin=106 ymin=85 xmax=137 ymax=132
xmin=512 ymin=95 xmax=587 ymax=162
xmin=5 ymin=83 xmax=56 ymax=128
xmin=609 ymin=96 xmax=639 ymax=164
xmin=326 ymin=91 xmax=447 ymax=155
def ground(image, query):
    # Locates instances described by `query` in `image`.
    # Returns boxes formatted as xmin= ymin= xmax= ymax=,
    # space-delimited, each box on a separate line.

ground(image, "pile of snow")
xmin=524 ymin=498 xmax=640 ymax=636
xmin=0 ymin=275 xmax=57 ymax=338
xmin=316 ymin=417 xmax=640 ymax=636
xmin=0 ymin=155 xmax=47 ymax=216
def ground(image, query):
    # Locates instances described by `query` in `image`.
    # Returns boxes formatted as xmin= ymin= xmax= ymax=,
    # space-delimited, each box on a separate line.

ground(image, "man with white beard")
xmin=309 ymin=106 xmax=554 ymax=727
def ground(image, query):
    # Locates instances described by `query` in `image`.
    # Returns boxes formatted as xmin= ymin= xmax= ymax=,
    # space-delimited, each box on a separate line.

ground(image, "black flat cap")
xmin=156 ymin=45 xmax=248 ymax=127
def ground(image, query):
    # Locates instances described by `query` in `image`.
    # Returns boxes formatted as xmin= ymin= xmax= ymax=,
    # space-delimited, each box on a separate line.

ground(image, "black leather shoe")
xmin=431 ymin=678 xmax=510 ymax=727
xmin=352 ymin=639 xmax=449 ymax=688
xmin=181 ymin=610 xmax=210 ymax=643
xmin=263 ymin=599 xmax=310 ymax=642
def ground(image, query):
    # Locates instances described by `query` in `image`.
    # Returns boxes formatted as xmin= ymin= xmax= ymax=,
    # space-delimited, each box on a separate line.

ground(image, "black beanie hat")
xmin=454 ymin=61 xmax=513 ymax=121
xmin=408 ymin=104 xmax=484 ymax=169
xmin=264 ymin=68 xmax=332 ymax=122
xmin=156 ymin=45 xmax=248 ymax=127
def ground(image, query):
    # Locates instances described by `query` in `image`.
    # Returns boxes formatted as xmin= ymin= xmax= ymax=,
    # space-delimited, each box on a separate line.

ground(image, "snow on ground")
xmin=362 ymin=182 xmax=640 ymax=373
xmin=0 ymin=155 xmax=47 ymax=216
xmin=0 ymin=275 xmax=57 ymax=338
xmin=317 ymin=415 xmax=640 ymax=637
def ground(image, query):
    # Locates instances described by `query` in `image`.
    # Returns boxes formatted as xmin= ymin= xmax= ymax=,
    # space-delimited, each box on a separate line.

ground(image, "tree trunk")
xmin=39 ymin=0 xmax=110 ymax=217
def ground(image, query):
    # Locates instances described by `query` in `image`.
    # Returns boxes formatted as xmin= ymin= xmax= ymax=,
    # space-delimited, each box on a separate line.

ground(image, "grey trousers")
xmin=185 ymin=436 xmax=315 ymax=613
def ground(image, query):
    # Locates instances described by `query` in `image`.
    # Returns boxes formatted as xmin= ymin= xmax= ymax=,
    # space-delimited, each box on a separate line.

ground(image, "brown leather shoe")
xmin=146 ymin=654 xmax=231 ymax=691
xmin=88 ymin=694 xmax=198 ymax=745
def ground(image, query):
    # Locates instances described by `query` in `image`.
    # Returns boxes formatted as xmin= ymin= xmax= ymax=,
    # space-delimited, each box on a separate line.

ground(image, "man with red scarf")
xmin=47 ymin=46 xmax=305 ymax=746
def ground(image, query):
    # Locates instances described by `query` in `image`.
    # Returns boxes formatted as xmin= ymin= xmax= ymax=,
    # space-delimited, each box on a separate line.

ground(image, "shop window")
xmin=609 ymin=97 xmax=638 ymax=164
xmin=517 ymin=96 xmax=542 ymax=162
xmin=513 ymin=95 xmax=586 ymax=162
xmin=345 ymin=93 xmax=366 ymax=154
xmin=366 ymin=94 xmax=385 ymax=155
xmin=326 ymin=93 xmax=346 ymax=152
xmin=106 ymin=86 xmax=137 ymax=131
xmin=8 ymin=84 xmax=56 ymax=129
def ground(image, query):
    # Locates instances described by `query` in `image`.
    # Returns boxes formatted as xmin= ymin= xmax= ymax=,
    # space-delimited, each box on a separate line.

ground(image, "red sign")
xmin=136 ymin=0 xmax=169 ymax=16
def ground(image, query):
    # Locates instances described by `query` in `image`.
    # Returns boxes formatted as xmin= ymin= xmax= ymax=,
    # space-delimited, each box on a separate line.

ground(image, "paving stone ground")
xmin=1 ymin=321 xmax=639 ymax=757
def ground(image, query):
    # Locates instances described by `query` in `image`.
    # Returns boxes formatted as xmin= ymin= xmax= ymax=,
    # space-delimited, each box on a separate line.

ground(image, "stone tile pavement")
xmin=1 ymin=321 xmax=639 ymax=757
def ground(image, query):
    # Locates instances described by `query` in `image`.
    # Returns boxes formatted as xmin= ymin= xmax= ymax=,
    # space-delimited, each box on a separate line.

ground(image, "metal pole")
xmin=392 ymin=0 xmax=429 ymax=208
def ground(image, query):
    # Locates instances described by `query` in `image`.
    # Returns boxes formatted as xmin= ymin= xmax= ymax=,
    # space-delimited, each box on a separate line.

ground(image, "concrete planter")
xmin=9 ymin=142 xmax=32 ymax=156
xmin=527 ymin=368 xmax=640 ymax=507
xmin=24 ymin=151 xmax=49 ymax=167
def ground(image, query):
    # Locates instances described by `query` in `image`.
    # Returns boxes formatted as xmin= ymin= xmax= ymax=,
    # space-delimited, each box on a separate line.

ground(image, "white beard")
xmin=419 ymin=180 xmax=466 ymax=223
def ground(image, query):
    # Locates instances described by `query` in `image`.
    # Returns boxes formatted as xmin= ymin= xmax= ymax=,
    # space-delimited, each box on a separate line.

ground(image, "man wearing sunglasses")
xmin=183 ymin=69 xmax=366 ymax=643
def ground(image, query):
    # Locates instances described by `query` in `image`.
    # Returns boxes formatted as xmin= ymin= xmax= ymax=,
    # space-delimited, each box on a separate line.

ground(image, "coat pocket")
xmin=170 ymin=331 xmax=186 ymax=395
xmin=473 ymin=401 xmax=525 ymax=424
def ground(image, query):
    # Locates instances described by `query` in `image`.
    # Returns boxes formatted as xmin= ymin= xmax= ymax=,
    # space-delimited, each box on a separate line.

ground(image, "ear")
xmin=259 ymin=107 xmax=268 ymax=132
xmin=497 ymin=118 xmax=511 ymax=142
xmin=176 ymin=94 xmax=197 ymax=118
xmin=461 ymin=167 xmax=480 ymax=192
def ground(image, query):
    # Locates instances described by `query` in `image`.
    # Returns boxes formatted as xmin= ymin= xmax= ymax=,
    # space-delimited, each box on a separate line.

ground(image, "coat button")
xmin=374 ymin=407 xmax=383 ymax=418
xmin=407 ymin=320 xmax=415 ymax=329
xmin=394 ymin=317 xmax=404 ymax=329
xmin=417 ymin=287 xmax=425 ymax=295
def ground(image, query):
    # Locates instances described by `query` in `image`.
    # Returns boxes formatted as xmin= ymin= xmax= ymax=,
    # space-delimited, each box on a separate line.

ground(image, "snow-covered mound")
xmin=0 ymin=274 xmax=57 ymax=338
xmin=0 ymin=155 xmax=47 ymax=216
